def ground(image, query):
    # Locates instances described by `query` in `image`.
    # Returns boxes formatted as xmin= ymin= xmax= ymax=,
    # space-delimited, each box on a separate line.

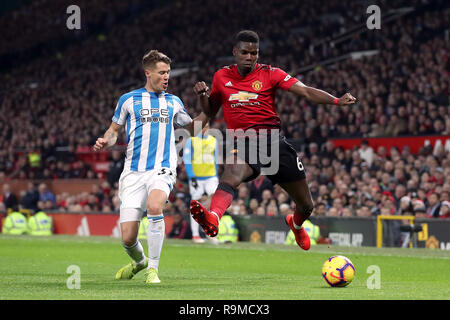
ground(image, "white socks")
xmin=190 ymin=214 xmax=200 ymax=237
xmin=211 ymin=211 xmax=220 ymax=223
xmin=147 ymin=214 xmax=165 ymax=271
xmin=293 ymin=220 xmax=303 ymax=230
xmin=122 ymin=240 xmax=146 ymax=265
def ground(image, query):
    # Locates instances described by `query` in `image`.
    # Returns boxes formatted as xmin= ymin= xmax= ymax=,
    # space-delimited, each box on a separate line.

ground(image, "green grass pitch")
xmin=0 ymin=234 xmax=449 ymax=300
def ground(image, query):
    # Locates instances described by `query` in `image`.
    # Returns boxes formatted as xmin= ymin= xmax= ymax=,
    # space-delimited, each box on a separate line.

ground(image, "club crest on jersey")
xmin=139 ymin=108 xmax=170 ymax=124
xmin=252 ymin=80 xmax=263 ymax=91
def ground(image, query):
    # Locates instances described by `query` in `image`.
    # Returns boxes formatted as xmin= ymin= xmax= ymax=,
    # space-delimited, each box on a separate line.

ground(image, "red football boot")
xmin=190 ymin=200 xmax=219 ymax=237
xmin=285 ymin=214 xmax=311 ymax=250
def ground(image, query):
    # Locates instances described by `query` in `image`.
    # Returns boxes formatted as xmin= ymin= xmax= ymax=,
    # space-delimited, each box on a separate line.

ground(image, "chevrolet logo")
xmin=228 ymin=91 xmax=258 ymax=102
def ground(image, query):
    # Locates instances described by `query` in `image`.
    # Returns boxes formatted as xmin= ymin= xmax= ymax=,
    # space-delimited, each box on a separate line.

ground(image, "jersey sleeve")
xmin=172 ymin=96 xmax=193 ymax=127
xmin=112 ymin=94 xmax=131 ymax=125
xmin=270 ymin=67 xmax=299 ymax=91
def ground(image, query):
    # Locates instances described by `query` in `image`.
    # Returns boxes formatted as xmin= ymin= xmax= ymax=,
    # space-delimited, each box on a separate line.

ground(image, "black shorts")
xmin=229 ymin=132 xmax=306 ymax=185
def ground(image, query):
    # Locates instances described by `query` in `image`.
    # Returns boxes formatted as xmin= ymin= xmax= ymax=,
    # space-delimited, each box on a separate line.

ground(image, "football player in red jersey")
xmin=190 ymin=30 xmax=356 ymax=250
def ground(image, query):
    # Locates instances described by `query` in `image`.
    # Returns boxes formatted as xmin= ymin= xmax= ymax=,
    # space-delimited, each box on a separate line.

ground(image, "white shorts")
xmin=119 ymin=168 xmax=176 ymax=222
xmin=189 ymin=176 xmax=219 ymax=201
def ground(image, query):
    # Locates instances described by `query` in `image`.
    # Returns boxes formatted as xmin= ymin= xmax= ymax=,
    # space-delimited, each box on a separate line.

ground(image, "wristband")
xmin=333 ymin=98 xmax=339 ymax=105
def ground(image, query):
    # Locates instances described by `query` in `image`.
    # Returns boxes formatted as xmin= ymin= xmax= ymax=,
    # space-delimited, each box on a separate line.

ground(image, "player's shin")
xmin=122 ymin=240 xmax=146 ymax=266
xmin=190 ymin=214 xmax=201 ymax=237
xmin=120 ymin=218 xmax=147 ymax=265
xmin=147 ymin=214 xmax=165 ymax=270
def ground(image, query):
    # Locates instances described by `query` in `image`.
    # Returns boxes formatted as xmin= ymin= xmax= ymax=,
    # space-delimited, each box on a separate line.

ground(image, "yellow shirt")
xmin=184 ymin=135 xmax=218 ymax=179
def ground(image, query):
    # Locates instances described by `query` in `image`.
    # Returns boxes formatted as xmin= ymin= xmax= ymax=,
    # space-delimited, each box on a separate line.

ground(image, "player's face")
xmin=233 ymin=42 xmax=259 ymax=75
xmin=146 ymin=62 xmax=170 ymax=93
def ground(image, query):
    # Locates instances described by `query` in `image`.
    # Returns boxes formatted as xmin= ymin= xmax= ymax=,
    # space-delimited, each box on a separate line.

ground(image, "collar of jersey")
xmin=141 ymin=87 xmax=166 ymax=96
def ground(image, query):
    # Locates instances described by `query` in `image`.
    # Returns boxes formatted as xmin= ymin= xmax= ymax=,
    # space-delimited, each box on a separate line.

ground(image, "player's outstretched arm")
xmin=93 ymin=122 xmax=123 ymax=151
xmin=289 ymin=81 xmax=356 ymax=106
xmin=193 ymin=81 xmax=221 ymax=118
xmin=183 ymin=112 xmax=210 ymax=137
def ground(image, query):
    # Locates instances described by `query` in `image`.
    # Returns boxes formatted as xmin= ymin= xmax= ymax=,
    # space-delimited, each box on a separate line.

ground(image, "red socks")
xmin=210 ymin=183 xmax=236 ymax=219
xmin=293 ymin=207 xmax=309 ymax=227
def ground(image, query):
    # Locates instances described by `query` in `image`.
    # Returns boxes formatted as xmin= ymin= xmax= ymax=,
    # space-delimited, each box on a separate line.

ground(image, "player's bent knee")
xmin=146 ymin=204 xmax=163 ymax=216
xmin=121 ymin=227 xmax=139 ymax=247
xmin=221 ymin=165 xmax=248 ymax=188
xmin=122 ymin=236 xmax=138 ymax=248
xmin=219 ymin=177 xmax=240 ymax=189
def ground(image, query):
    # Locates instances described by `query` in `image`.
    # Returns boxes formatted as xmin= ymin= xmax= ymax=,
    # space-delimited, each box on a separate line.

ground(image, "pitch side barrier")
xmin=3 ymin=211 xmax=448 ymax=250
xmin=232 ymin=215 xmax=450 ymax=250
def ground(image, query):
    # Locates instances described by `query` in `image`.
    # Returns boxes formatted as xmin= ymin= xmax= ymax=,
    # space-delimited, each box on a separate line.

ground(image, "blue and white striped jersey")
xmin=112 ymin=88 xmax=192 ymax=172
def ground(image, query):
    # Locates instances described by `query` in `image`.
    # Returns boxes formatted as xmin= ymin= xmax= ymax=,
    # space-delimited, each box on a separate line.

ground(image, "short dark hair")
xmin=142 ymin=50 xmax=171 ymax=70
xmin=234 ymin=30 xmax=259 ymax=47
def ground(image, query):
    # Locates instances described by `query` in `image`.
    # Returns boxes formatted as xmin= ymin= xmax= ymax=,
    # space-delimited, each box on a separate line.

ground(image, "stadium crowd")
xmin=0 ymin=0 xmax=449 ymax=220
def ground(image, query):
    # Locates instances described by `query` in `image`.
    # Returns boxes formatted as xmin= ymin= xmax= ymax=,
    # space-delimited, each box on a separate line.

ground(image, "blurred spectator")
xmin=248 ymin=176 xmax=273 ymax=202
xmin=266 ymin=204 xmax=279 ymax=217
xmin=1 ymin=183 xmax=18 ymax=211
xmin=380 ymin=207 xmax=391 ymax=216
xmin=398 ymin=196 xmax=414 ymax=215
xmin=358 ymin=140 xmax=374 ymax=167
xmin=20 ymin=182 xmax=40 ymax=212
xmin=237 ymin=185 xmax=250 ymax=208
xmin=255 ymin=206 xmax=266 ymax=216
xmin=313 ymin=202 xmax=327 ymax=216
xmin=347 ymin=192 xmax=358 ymax=214
xmin=414 ymin=206 xmax=428 ymax=219
xmin=439 ymin=201 xmax=450 ymax=218
xmin=356 ymin=206 xmax=371 ymax=217
xmin=427 ymin=192 xmax=441 ymax=218
xmin=107 ymin=149 xmax=124 ymax=189
xmin=342 ymin=207 xmax=354 ymax=217
xmin=0 ymin=202 xmax=6 ymax=216
xmin=327 ymin=207 xmax=339 ymax=217
xmin=331 ymin=198 xmax=344 ymax=216
xmin=168 ymin=213 xmax=191 ymax=239
xmin=38 ymin=183 xmax=56 ymax=209
xmin=238 ymin=204 xmax=248 ymax=215
xmin=279 ymin=203 xmax=291 ymax=216
xmin=260 ymin=189 xmax=275 ymax=210
xmin=276 ymin=191 xmax=289 ymax=207
xmin=248 ymin=198 xmax=259 ymax=214
xmin=230 ymin=200 xmax=240 ymax=215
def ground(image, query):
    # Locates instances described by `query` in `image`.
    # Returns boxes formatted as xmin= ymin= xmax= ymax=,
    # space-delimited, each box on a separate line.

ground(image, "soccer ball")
xmin=322 ymin=255 xmax=355 ymax=287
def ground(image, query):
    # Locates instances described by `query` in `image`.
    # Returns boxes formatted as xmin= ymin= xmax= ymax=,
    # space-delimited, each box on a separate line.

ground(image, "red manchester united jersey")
xmin=209 ymin=63 xmax=299 ymax=130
